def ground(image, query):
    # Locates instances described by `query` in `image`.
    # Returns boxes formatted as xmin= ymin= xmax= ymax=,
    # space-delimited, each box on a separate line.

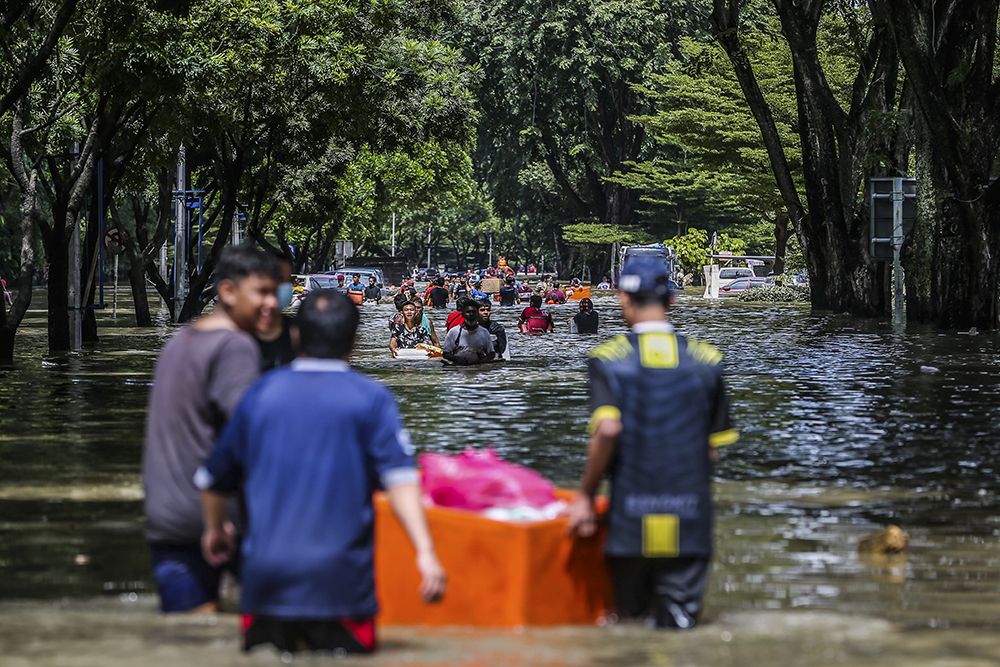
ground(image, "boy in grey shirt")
xmin=142 ymin=245 xmax=279 ymax=613
xmin=442 ymin=301 xmax=495 ymax=365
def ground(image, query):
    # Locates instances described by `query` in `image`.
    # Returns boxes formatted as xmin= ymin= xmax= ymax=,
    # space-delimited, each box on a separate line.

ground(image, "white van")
xmin=718 ymin=267 xmax=756 ymax=288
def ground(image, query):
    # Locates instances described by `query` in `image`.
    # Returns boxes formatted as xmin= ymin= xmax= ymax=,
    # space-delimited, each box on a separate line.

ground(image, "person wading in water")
xmin=568 ymin=256 xmax=737 ymax=630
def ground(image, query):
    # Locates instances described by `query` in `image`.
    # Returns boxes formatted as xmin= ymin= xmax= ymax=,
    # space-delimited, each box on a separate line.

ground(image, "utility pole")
xmin=425 ymin=222 xmax=432 ymax=270
xmin=69 ymin=211 xmax=82 ymax=351
xmin=488 ymin=231 xmax=493 ymax=268
xmin=69 ymin=140 xmax=82 ymax=351
xmin=892 ymin=177 xmax=905 ymax=325
xmin=231 ymin=210 xmax=240 ymax=245
xmin=391 ymin=212 xmax=397 ymax=256
xmin=173 ymin=145 xmax=186 ymax=318
xmin=112 ymin=254 xmax=119 ymax=318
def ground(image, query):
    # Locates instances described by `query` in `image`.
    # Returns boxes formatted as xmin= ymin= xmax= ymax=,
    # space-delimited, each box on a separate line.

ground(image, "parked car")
xmin=719 ymin=277 xmax=768 ymax=297
xmin=294 ymin=274 xmax=342 ymax=292
xmin=718 ymin=267 xmax=757 ymax=288
xmin=324 ymin=267 xmax=384 ymax=288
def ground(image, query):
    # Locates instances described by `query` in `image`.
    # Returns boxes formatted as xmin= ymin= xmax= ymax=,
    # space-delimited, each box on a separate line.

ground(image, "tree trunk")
xmin=903 ymin=124 xmax=934 ymax=322
xmin=0 ymin=328 xmax=15 ymax=366
xmin=773 ymin=212 xmax=789 ymax=276
xmin=930 ymin=191 xmax=1000 ymax=329
xmin=44 ymin=227 xmax=70 ymax=352
xmin=128 ymin=255 xmax=152 ymax=326
xmin=81 ymin=194 xmax=100 ymax=344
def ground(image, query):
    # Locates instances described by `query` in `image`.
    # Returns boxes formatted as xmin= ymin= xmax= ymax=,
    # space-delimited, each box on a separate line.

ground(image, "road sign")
xmin=869 ymin=177 xmax=916 ymax=260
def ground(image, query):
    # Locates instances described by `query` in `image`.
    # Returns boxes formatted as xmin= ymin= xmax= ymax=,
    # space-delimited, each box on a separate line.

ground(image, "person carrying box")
xmin=568 ymin=256 xmax=737 ymax=630
xmin=196 ymin=289 xmax=445 ymax=654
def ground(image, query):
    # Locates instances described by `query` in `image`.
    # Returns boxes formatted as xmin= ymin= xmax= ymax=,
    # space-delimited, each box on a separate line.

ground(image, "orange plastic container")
xmin=348 ymin=290 xmax=364 ymax=305
xmin=567 ymin=285 xmax=592 ymax=300
xmin=374 ymin=490 xmax=612 ymax=627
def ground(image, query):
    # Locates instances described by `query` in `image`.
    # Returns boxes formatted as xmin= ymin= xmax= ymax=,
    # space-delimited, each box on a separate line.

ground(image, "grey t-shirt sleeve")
xmin=208 ymin=332 xmax=262 ymax=418
xmin=442 ymin=326 xmax=460 ymax=353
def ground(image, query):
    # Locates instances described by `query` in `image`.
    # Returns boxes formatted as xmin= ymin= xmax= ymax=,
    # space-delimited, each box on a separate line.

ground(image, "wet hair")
xmin=506 ymin=276 xmax=515 ymax=284
xmin=530 ymin=294 xmax=543 ymax=308
xmin=553 ymin=282 xmax=560 ymax=289
xmin=478 ymin=298 xmax=491 ymax=309
xmin=215 ymin=243 xmax=280 ymax=285
xmin=436 ymin=277 xmax=445 ymax=286
xmin=455 ymin=296 xmax=472 ymax=311
xmin=297 ymin=289 xmax=359 ymax=359
xmin=579 ymin=297 xmax=593 ymax=310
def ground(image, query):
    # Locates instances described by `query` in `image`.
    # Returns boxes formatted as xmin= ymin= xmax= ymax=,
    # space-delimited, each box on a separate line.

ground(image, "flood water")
xmin=2 ymin=288 xmax=1000 ymax=665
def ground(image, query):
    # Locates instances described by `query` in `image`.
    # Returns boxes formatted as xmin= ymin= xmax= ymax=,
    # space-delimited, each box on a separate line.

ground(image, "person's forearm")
xmin=578 ymin=429 xmax=618 ymax=499
xmin=202 ymin=491 xmax=228 ymax=531
xmin=386 ymin=482 xmax=436 ymax=555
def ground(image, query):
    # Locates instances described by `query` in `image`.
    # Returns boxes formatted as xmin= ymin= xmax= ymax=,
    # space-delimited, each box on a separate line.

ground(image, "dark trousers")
xmin=607 ymin=556 xmax=710 ymax=629
xmin=243 ymin=615 xmax=376 ymax=654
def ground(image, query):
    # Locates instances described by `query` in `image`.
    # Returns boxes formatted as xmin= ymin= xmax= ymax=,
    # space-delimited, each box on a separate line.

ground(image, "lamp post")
xmin=68 ymin=141 xmax=82 ymax=351
xmin=426 ymin=221 xmax=431 ymax=270
xmin=173 ymin=145 xmax=187 ymax=317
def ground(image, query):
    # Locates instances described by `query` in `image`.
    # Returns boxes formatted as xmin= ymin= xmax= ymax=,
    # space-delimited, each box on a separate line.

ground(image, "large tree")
xmin=613 ymin=33 xmax=803 ymax=274
xmin=711 ymin=0 xmax=907 ymax=314
xmin=171 ymin=0 xmax=474 ymax=321
xmin=885 ymin=1 xmax=1000 ymax=329
xmin=465 ymin=0 xmax=701 ymax=275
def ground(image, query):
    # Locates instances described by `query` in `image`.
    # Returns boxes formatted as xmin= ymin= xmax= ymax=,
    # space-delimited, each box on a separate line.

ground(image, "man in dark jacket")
xmin=568 ymin=257 xmax=736 ymax=630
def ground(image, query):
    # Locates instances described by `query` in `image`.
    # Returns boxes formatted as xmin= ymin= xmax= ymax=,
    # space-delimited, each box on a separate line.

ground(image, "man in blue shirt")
xmin=196 ymin=290 xmax=445 ymax=654
xmin=469 ymin=276 xmax=488 ymax=300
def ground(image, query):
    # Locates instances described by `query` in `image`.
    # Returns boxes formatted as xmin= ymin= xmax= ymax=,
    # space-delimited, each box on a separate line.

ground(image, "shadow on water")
xmin=2 ymin=287 xmax=1000 ymax=664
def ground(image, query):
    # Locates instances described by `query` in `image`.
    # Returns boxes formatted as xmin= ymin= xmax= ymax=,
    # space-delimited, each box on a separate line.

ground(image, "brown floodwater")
xmin=1 ymin=288 xmax=999 ymax=665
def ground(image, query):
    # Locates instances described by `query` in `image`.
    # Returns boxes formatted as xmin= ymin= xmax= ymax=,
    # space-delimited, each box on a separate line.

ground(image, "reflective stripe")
xmin=589 ymin=335 xmax=632 ymax=362
xmin=638 ymin=333 xmax=679 ymax=368
xmin=642 ymin=514 xmax=680 ymax=557
xmin=588 ymin=405 xmax=622 ymax=435
xmin=709 ymin=428 xmax=739 ymax=448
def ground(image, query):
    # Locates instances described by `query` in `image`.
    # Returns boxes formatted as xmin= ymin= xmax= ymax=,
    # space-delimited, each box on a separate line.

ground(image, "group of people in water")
xmin=140 ymin=243 xmax=733 ymax=656
xmin=386 ymin=276 xmax=602 ymax=364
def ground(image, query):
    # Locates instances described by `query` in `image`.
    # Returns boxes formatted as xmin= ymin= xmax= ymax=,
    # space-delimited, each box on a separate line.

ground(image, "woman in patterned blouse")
xmin=389 ymin=302 xmax=432 ymax=357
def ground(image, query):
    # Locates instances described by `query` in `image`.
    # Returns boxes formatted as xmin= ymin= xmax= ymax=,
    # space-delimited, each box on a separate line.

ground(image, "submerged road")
xmin=1 ymin=289 xmax=999 ymax=664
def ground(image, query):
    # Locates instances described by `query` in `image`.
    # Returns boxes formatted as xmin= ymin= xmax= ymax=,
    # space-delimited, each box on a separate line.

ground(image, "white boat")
xmin=393 ymin=348 xmax=434 ymax=361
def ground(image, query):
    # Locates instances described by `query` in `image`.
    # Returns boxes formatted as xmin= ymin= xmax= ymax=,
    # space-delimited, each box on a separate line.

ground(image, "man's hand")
xmin=416 ymin=549 xmax=446 ymax=603
xmin=567 ymin=494 xmax=597 ymax=538
xmin=201 ymin=522 xmax=236 ymax=566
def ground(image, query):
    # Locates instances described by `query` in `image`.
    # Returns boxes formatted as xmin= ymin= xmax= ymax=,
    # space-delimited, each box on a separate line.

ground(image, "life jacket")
xmin=589 ymin=332 xmax=731 ymax=558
